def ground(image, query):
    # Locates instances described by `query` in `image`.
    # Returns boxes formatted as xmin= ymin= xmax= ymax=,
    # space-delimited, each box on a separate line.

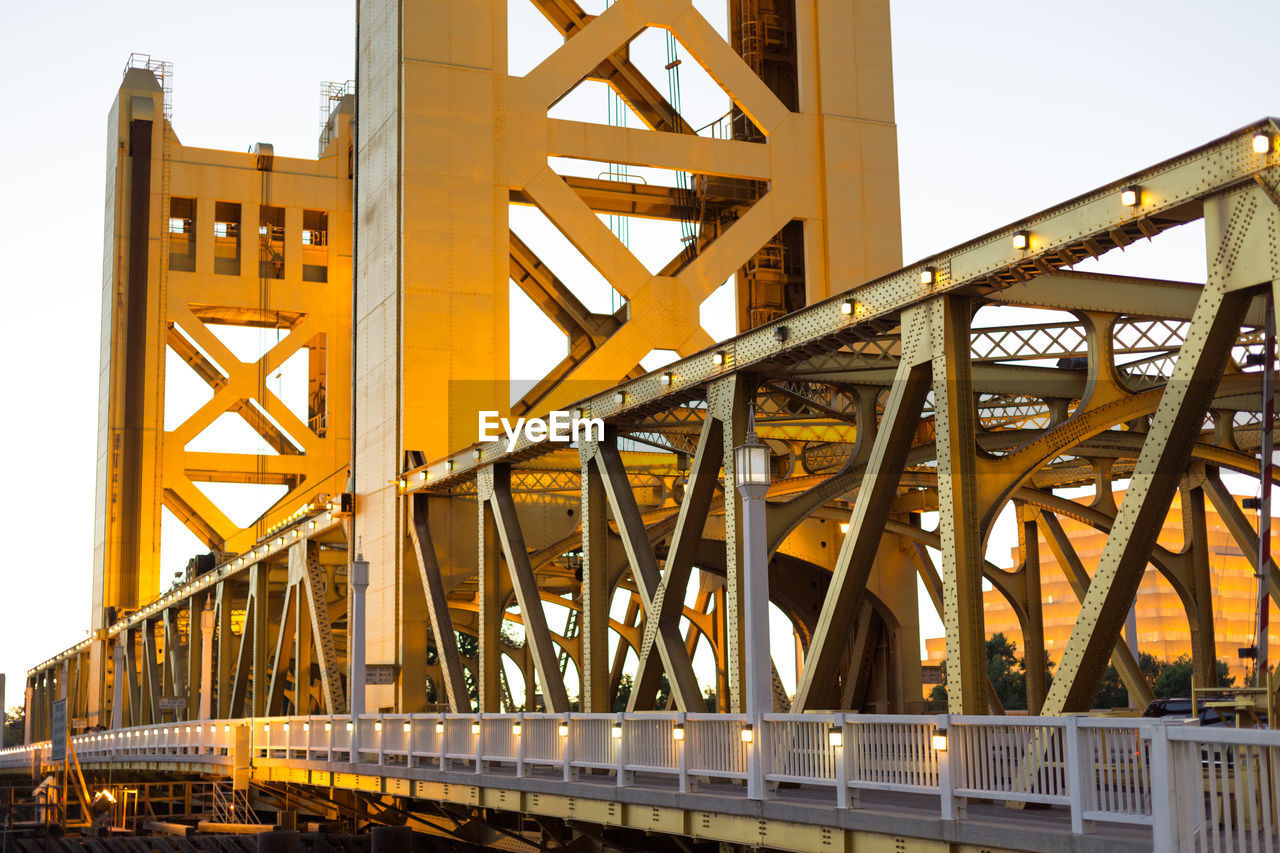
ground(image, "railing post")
xmin=438 ymin=716 xmax=446 ymax=772
xmin=614 ymin=712 xmax=626 ymax=788
xmin=747 ymin=714 xmax=765 ymax=800
xmin=1149 ymin=720 xmax=1176 ymax=851
xmin=474 ymin=715 xmax=484 ymax=775
xmin=833 ymin=714 xmax=849 ymax=809
xmin=937 ymin=714 xmax=955 ymax=821
xmin=678 ymin=712 xmax=689 ymax=794
xmin=1064 ymin=715 xmax=1088 ymax=835
xmin=562 ymin=713 xmax=575 ymax=783
xmin=515 ymin=713 xmax=525 ymax=779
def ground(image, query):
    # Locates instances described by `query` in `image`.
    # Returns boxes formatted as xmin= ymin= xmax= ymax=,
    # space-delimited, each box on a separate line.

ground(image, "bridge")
xmin=5 ymin=1 xmax=1280 ymax=851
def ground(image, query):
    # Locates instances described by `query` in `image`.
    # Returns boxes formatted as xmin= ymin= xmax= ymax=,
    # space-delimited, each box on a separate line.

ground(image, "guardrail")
xmin=5 ymin=712 xmax=1280 ymax=849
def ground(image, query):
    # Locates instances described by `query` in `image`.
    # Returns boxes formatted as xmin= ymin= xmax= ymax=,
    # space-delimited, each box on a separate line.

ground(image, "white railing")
xmin=7 ymin=712 xmax=1280 ymax=848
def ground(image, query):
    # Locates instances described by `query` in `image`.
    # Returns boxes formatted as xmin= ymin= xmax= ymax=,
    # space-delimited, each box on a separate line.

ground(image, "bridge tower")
xmin=353 ymin=0 xmax=905 ymax=713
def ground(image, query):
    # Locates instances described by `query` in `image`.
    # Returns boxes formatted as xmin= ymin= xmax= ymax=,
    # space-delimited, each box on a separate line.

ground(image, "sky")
xmin=1 ymin=0 xmax=1278 ymax=712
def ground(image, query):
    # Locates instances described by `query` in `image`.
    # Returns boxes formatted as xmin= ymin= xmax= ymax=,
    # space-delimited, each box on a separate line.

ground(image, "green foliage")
xmin=4 ymin=707 xmax=23 ymax=747
xmin=1094 ymin=652 xmax=1236 ymax=708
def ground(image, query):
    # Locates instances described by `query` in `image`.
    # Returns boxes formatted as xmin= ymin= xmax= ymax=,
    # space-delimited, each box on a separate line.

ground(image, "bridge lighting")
xmin=840 ymin=300 xmax=854 ymax=315
xmin=558 ymin=723 xmax=570 ymax=737
xmin=839 ymin=522 xmax=849 ymax=534
xmin=471 ymin=722 xmax=481 ymax=735
xmin=661 ymin=371 xmax=673 ymax=386
xmin=224 ymin=725 xmax=230 ymax=733
xmin=325 ymin=722 xmax=332 ymax=732
xmin=610 ymin=723 xmax=622 ymax=739
xmin=262 ymin=723 xmax=269 ymax=732
xmin=1254 ymin=133 xmax=1273 ymax=154
xmin=931 ymin=730 xmax=948 ymax=751
xmin=435 ymin=721 xmax=445 ymax=734
xmin=920 ymin=267 xmax=936 ymax=285
xmin=185 ymin=726 xmax=192 ymax=734
xmin=282 ymin=723 xmax=289 ymax=733
xmin=713 ymin=350 xmax=726 ymax=366
xmin=672 ymin=723 xmax=685 ymax=741
xmin=739 ymin=725 xmax=754 ymax=744
xmin=1120 ymin=186 xmax=1140 ymax=207
xmin=446 ymin=460 xmax=455 ymax=472
xmin=375 ymin=722 xmax=383 ymax=732
xmin=1012 ymin=230 xmax=1030 ymax=250
xmin=403 ymin=722 xmax=411 ymax=733
xmin=615 ymin=390 xmax=626 ymax=404
xmin=512 ymin=722 xmax=522 ymax=736
xmin=346 ymin=722 xmax=354 ymax=732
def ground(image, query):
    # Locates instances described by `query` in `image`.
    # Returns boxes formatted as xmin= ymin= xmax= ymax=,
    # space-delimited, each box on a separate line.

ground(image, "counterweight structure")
xmin=19 ymin=4 xmax=1280 ymax=752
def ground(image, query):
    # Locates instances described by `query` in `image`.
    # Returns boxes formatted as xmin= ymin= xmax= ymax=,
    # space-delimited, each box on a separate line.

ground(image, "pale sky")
xmin=1 ymin=0 xmax=1277 ymax=712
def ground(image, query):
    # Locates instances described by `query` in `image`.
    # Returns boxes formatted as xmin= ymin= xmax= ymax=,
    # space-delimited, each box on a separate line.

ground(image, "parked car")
xmin=1142 ymin=697 xmax=1194 ymax=718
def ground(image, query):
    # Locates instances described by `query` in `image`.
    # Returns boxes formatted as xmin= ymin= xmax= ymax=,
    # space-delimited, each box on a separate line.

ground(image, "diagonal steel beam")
xmin=792 ymin=328 xmax=931 ymax=711
xmin=1202 ymin=467 xmax=1280 ymax=606
xmin=588 ymin=437 xmax=703 ymax=710
xmin=298 ymin=541 xmax=345 ymax=714
xmin=266 ymin=579 xmax=299 ymax=715
xmin=1038 ymin=511 xmax=1155 ymax=708
xmin=485 ymin=465 xmax=571 ymax=712
xmin=631 ymin=413 xmax=723 ymax=708
xmin=1041 ymin=243 xmax=1253 ymax=713
xmin=408 ymin=493 xmax=471 ymax=713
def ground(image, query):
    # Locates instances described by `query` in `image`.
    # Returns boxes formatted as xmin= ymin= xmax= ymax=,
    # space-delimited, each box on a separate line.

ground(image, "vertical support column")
xmin=251 ymin=566 xmax=269 ymax=718
xmin=476 ymin=467 xmax=502 ymax=712
xmin=349 ymin=554 xmax=369 ymax=725
xmin=932 ymin=295 xmax=986 ymax=715
xmin=198 ymin=604 xmax=214 ymax=720
xmin=215 ymin=583 xmax=234 ymax=718
xmin=1185 ymin=480 xmax=1219 ymax=688
xmin=579 ymin=444 xmax=610 ymax=712
xmin=1019 ymin=505 xmax=1046 ymax=715
xmin=708 ymin=375 xmax=753 ymax=712
xmin=111 ymin=641 xmax=126 ymax=730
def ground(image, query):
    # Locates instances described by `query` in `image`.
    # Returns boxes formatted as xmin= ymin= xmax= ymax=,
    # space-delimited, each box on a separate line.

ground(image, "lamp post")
xmin=349 ymin=551 xmax=369 ymax=760
xmin=735 ymin=413 xmax=771 ymax=799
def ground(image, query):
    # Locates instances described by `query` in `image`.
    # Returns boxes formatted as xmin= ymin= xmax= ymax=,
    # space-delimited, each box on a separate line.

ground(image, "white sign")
xmin=479 ymin=411 xmax=604 ymax=452
xmin=159 ymin=696 xmax=187 ymax=711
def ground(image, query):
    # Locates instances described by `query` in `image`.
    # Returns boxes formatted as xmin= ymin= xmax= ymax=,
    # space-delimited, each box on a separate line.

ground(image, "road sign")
xmin=159 ymin=696 xmax=186 ymax=711
xmin=71 ymin=718 xmax=89 ymax=731
xmin=50 ymin=699 xmax=66 ymax=762
xmin=366 ymin=665 xmax=396 ymax=685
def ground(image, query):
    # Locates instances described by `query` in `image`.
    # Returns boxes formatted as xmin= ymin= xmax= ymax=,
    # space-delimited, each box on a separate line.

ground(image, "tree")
xmin=924 ymin=635 xmax=1052 ymax=712
xmin=1153 ymin=656 xmax=1235 ymax=698
xmin=4 ymin=707 xmax=23 ymax=747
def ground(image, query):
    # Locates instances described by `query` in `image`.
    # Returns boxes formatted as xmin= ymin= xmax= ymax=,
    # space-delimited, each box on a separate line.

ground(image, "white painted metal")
xmin=13 ymin=712 xmax=1280 ymax=848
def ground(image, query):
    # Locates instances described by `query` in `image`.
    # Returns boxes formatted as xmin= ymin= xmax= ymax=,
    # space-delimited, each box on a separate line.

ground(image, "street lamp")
xmin=735 ymin=409 xmax=771 ymax=800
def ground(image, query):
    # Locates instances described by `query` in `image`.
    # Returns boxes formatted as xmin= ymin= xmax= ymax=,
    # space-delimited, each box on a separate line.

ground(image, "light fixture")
xmin=512 ymin=722 xmax=522 ymax=736
xmin=920 ymin=267 xmax=936 ymax=286
xmin=186 ymin=726 xmax=193 ymax=734
xmin=614 ymin=391 xmax=626 ymax=404
xmin=346 ymin=722 xmax=354 ymax=732
xmin=713 ymin=351 xmax=726 ymax=366
xmin=558 ymin=723 xmax=570 ymax=737
xmin=840 ymin=300 xmax=854 ymax=316
xmin=396 ymin=479 xmax=406 ymax=490
xmin=828 ymin=726 xmax=843 ymax=748
xmin=447 ymin=460 xmax=455 ymax=472
xmin=1254 ymin=133 xmax=1273 ymax=155
xmin=472 ymin=448 xmax=481 ymax=459
xmin=661 ymin=371 xmax=673 ymax=386
xmin=471 ymin=722 xmax=481 ymax=735
xmin=302 ymin=723 xmax=309 ymax=733
xmin=734 ymin=431 xmax=771 ymax=490
xmin=739 ymin=725 xmax=754 ymax=744
xmin=403 ymin=722 xmax=412 ymax=733
xmin=672 ymin=724 xmax=685 ymax=741
xmin=224 ymin=725 xmax=230 ymax=733
xmin=610 ymin=723 xmax=622 ymax=740
xmin=262 ymin=724 xmax=269 ymax=732
xmin=1120 ymin=186 xmax=1140 ymax=207
xmin=931 ymin=731 xmax=948 ymax=751
xmin=1012 ymin=230 xmax=1029 ymax=250
xmin=573 ymin=409 xmax=584 ymax=420
xmin=325 ymin=722 xmax=332 ymax=732
xmin=839 ymin=522 xmax=849 ymax=534
xmin=435 ymin=721 xmax=445 ymax=734
xmin=375 ymin=722 xmax=384 ymax=732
